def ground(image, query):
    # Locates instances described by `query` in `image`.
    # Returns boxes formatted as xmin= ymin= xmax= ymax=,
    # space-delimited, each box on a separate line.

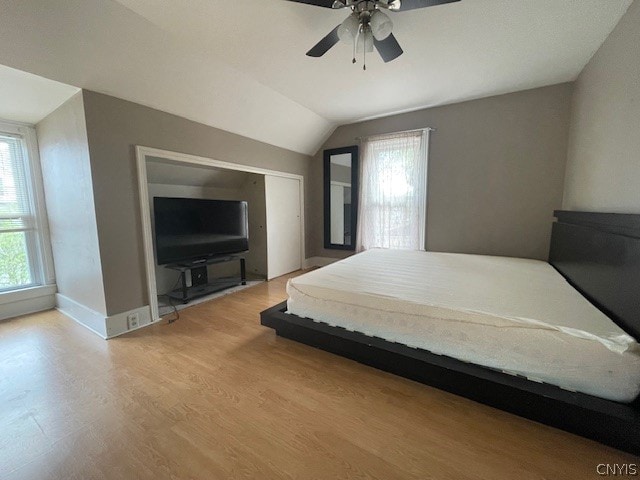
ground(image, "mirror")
xmin=324 ymin=146 xmax=358 ymax=250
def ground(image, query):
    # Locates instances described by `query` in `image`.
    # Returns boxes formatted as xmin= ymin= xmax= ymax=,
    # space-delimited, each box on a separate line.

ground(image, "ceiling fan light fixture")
xmin=356 ymin=29 xmax=374 ymax=53
xmin=337 ymin=13 xmax=359 ymax=43
xmin=297 ymin=0 xmax=462 ymax=65
xmin=370 ymin=10 xmax=393 ymax=40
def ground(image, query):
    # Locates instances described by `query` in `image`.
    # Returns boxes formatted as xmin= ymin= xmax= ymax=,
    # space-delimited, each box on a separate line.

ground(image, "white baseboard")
xmin=303 ymin=256 xmax=341 ymax=269
xmin=105 ymin=305 xmax=153 ymax=339
xmin=56 ymin=293 xmax=154 ymax=339
xmin=56 ymin=293 xmax=108 ymax=338
xmin=0 ymin=285 xmax=57 ymax=321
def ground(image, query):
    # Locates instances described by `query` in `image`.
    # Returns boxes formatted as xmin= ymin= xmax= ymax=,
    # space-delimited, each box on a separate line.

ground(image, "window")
xmin=0 ymin=122 xmax=53 ymax=292
xmin=356 ymin=129 xmax=429 ymax=251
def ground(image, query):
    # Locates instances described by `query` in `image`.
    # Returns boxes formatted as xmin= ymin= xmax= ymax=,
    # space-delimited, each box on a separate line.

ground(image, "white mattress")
xmin=286 ymin=249 xmax=640 ymax=402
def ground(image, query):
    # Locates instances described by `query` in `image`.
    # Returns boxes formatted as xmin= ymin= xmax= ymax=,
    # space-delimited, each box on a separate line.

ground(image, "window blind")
xmin=0 ymin=133 xmax=33 ymax=233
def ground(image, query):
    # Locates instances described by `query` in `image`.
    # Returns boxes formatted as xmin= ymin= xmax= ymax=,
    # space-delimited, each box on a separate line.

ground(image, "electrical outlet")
xmin=127 ymin=313 xmax=139 ymax=330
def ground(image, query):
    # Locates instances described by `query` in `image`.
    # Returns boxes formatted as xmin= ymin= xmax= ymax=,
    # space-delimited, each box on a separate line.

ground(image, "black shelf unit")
xmin=164 ymin=255 xmax=246 ymax=304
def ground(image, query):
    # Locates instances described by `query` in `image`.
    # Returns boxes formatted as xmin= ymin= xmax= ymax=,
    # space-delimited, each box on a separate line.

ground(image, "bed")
xmin=260 ymin=211 xmax=640 ymax=454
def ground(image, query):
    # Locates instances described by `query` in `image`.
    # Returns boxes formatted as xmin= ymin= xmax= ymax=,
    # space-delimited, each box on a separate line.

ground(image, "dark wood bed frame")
xmin=260 ymin=211 xmax=640 ymax=455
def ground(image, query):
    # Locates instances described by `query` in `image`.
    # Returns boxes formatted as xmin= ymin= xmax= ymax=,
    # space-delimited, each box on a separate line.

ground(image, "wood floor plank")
xmin=0 ymin=271 xmax=637 ymax=479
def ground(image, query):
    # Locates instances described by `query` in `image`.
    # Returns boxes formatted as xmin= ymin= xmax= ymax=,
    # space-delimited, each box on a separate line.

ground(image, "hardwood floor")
xmin=0 ymin=272 xmax=637 ymax=479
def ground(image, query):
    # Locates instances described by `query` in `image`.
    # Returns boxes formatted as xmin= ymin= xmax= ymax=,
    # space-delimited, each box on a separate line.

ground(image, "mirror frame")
xmin=323 ymin=145 xmax=359 ymax=251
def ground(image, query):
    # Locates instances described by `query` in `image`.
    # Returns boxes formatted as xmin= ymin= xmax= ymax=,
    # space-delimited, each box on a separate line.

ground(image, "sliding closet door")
xmin=265 ymin=175 xmax=302 ymax=279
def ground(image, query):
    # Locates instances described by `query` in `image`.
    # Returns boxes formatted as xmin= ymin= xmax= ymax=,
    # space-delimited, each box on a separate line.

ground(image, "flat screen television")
xmin=153 ymin=197 xmax=249 ymax=265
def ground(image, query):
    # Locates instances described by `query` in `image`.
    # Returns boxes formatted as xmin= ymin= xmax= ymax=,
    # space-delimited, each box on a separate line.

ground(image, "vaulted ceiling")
xmin=0 ymin=0 xmax=632 ymax=154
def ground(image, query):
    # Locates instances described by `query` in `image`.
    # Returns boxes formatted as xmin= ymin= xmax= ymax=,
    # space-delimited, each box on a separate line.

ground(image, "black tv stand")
xmin=164 ymin=255 xmax=246 ymax=304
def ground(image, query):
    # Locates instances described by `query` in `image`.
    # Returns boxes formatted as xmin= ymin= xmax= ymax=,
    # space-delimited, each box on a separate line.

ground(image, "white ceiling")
xmin=146 ymin=157 xmax=251 ymax=189
xmin=0 ymin=64 xmax=79 ymax=124
xmin=0 ymin=0 xmax=331 ymax=155
xmin=117 ymin=0 xmax=631 ymax=123
xmin=0 ymin=0 xmax=632 ymax=154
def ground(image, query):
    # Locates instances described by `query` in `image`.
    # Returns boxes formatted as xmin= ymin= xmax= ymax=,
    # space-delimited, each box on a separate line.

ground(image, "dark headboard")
xmin=549 ymin=210 xmax=640 ymax=341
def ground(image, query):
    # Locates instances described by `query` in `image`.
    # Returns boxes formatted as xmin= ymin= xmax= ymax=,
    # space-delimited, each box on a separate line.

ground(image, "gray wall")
xmin=309 ymin=83 xmax=573 ymax=261
xmin=563 ymin=0 xmax=640 ymax=213
xmin=40 ymin=82 xmax=576 ymax=316
xmin=36 ymin=92 xmax=107 ymax=314
xmin=81 ymin=90 xmax=311 ymax=316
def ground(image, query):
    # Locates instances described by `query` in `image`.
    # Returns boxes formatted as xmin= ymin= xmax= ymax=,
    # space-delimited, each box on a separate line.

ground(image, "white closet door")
xmin=265 ymin=175 xmax=302 ymax=279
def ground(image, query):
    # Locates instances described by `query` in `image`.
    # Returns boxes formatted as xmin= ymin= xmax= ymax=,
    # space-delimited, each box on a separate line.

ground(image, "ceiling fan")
xmin=288 ymin=0 xmax=460 ymax=69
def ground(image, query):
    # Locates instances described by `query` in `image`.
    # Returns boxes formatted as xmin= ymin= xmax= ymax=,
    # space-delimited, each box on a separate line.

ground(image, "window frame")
xmin=0 ymin=120 xmax=55 ymax=294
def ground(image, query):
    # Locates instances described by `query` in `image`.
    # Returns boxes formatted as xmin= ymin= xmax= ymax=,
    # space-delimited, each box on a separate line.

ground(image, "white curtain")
xmin=356 ymin=129 xmax=428 ymax=251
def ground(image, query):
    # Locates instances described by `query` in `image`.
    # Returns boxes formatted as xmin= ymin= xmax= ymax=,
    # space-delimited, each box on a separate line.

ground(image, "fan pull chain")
xmin=352 ymin=25 xmax=361 ymax=65
xmin=363 ymin=32 xmax=366 ymax=71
